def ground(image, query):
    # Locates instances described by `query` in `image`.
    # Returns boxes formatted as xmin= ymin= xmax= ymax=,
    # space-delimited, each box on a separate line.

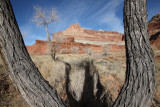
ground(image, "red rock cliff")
xmin=148 ymin=14 xmax=160 ymax=50
xmin=26 ymin=23 xmax=126 ymax=55
xmin=53 ymin=23 xmax=124 ymax=46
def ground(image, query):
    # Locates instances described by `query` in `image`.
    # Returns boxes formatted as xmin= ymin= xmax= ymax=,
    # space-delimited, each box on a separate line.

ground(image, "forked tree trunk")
xmin=0 ymin=0 xmax=65 ymax=106
xmin=0 ymin=0 xmax=156 ymax=106
xmin=113 ymin=0 xmax=155 ymax=107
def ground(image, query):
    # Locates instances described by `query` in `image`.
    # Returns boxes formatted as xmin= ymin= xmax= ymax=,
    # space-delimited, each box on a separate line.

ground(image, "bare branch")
xmin=32 ymin=6 xmax=58 ymax=26
xmin=32 ymin=6 xmax=59 ymax=60
xmin=47 ymin=8 xmax=59 ymax=25
xmin=32 ymin=6 xmax=47 ymax=26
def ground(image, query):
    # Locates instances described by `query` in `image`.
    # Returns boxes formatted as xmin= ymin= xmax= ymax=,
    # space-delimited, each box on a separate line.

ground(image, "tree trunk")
xmin=46 ymin=25 xmax=56 ymax=60
xmin=113 ymin=0 xmax=155 ymax=107
xmin=0 ymin=0 xmax=65 ymax=106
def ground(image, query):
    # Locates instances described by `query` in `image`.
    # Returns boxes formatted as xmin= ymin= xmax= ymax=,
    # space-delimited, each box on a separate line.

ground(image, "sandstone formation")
xmin=148 ymin=14 xmax=160 ymax=50
xmin=53 ymin=23 xmax=124 ymax=45
xmin=26 ymin=39 xmax=103 ymax=55
xmin=26 ymin=23 xmax=125 ymax=55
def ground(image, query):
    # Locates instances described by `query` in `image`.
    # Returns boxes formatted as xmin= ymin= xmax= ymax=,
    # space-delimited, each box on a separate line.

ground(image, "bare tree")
xmin=113 ymin=0 xmax=155 ymax=106
xmin=0 ymin=0 xmax=65 ymax=106
xmin=33 ymin=6 xmax=58 ymax=60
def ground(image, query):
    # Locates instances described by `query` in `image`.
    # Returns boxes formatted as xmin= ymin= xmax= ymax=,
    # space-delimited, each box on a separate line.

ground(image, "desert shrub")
xmin=92 ymin=53 xmax=103 ymax=59
xmin=32 ymin=56 xmax=65 ymax=86
xmin=94 ymin=59 xmax=125 ymax=82
xmin=156 ymin=64 xmax=160 ymax=72
xmin=71 ymin=47 xmax=79 ymax=54
xmin=83 ymin=47 xmax=92 ymax=56
xmin=60 ymin=48 xmax=68 ymax=54
xmin=32 ymin=56 xmax=67 ymax=101
xmin=102 ymin=45 xmax=111 ymax=56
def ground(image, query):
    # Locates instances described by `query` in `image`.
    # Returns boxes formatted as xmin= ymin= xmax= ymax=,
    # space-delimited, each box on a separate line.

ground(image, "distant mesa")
xmin=26 ymin=23 xmax=125 ymax=55
xmin=53 ymin=23 xmax=124 ymax=45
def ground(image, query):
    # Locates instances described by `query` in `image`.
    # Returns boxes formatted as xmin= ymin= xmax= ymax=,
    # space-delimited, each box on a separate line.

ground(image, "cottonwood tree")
xmin=0 ymin=0 xmax=155 ymax=107
xmin=0 ymin=0 xmax=65 ymax=106
xmin=33 ymin=6 xmax=58 ymax=60
xmin=113 ymin=0 xmax=155 ymax=106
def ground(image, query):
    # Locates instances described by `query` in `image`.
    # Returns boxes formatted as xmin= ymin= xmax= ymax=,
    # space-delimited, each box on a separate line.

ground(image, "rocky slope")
xmin=148 ymin=14 xmax=160 ymax=50
xmin=54 ymin=23 xmax=124 ymax=46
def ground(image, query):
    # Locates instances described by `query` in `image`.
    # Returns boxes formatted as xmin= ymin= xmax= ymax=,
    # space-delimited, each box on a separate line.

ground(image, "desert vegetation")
xmin=83 ymin=47 xmax=93 ymax=56
xmin=71 ymin=47 xmax=80 ymax=54
xmin=0 ymin=0 xmax=159 ymax=107
xmin=1 ymin=52 xmax=160 ymax=106
xmin=33 ymin=6 xmax=59 ymax=60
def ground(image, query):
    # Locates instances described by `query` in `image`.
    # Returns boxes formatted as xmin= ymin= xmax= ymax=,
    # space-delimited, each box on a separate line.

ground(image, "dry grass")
xmin=94 ymin=59 xmax=125 ymax=82
xmin=54 ymin=52 xmax=160 ymax=106
xmin=31 ymin=54 xmax=126 ymax=85
xmin=0 ymin=57 xmax=29 ymax=107
xmin=152 ymin=57 xmax=160 ymax=107
xmin=31 ymin=55 xmax=66 ymax=98
xmin=70 ymin=68 xmax=85 ymax=100
xmin=1 ymin=51 xmax=160 ymax=106
xmin=30 ymin=54 xmax=126 ymax=104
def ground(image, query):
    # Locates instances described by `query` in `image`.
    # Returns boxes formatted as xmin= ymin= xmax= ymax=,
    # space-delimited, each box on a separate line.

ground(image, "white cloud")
xmin=46 ymin=0 xmax=124 ymax=33
xmin=86 ymin=0 xmax=124 ymax=33
xmin=100 ymin=11 xmax=124 ymax=33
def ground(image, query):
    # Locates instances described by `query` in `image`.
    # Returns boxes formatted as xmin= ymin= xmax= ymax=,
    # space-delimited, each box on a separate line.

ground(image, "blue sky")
xmin=10 ymin=0 xmax=160 ymax=46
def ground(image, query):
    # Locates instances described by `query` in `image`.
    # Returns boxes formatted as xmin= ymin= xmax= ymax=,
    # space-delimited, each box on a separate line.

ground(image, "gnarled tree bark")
xmin=113 ymin=0 xmax=155 ymax=107
xmin=0 ymin=0 xmax=65 ymax=106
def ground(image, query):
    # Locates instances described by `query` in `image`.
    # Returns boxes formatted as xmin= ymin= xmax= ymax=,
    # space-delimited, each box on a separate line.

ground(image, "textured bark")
xmin=113 ymin=0 xmax=155 ymax=107
xmin=0 ymin=0 xmax=65 ymax=106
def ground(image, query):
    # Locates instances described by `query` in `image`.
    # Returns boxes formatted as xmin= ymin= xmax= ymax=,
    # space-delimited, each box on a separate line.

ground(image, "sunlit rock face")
xmin=148 ymin=14 xmax=160 ymax=50
xmin=26 ymin=23 xmax=125 ymax=55
xmin=54 ymin=23 xmax=124 ymax=46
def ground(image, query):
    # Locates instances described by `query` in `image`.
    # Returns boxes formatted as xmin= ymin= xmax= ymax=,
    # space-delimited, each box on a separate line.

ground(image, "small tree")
xmin=51 ymin=34 xmax=63 ymax=59
xmin=32 ymin=6 xmax=58 ymax=60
